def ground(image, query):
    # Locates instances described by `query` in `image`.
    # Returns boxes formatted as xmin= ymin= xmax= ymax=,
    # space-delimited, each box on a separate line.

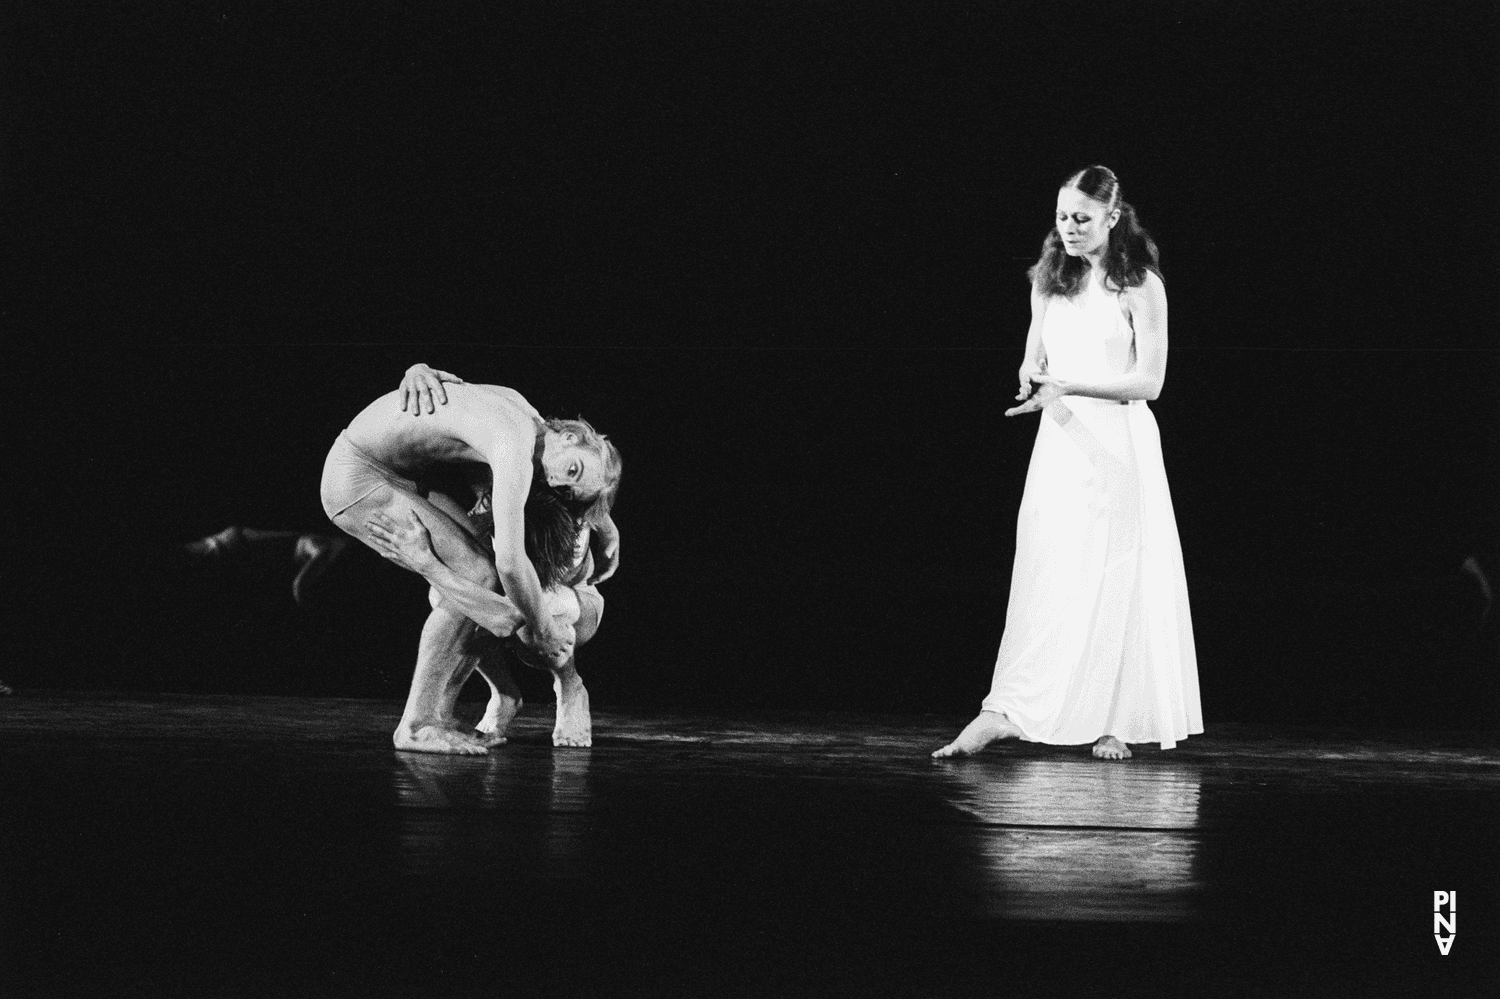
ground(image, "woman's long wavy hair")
xmin=466 ymin=484 xmax=582 ymax=590
xmin=1028 ymin=165 xmax=1162 ymax=298
xmin=523 ymin=486 xmax=583 ymax=589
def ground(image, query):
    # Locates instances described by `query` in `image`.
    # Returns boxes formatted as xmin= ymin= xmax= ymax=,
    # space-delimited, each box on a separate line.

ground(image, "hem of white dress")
xmin=987 ymin=705 xmax=1204 ymax=750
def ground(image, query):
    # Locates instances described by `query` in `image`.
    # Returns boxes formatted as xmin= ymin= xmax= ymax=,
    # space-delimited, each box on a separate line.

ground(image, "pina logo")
xmin=1433 ymin=891 xmax=1457 ymax=955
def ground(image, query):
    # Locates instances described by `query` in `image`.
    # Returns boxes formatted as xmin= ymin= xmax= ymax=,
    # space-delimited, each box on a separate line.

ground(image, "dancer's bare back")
xmin=346 ymin=383 xmax=542 ymax=474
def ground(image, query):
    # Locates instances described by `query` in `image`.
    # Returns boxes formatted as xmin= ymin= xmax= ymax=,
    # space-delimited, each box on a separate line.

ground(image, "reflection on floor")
xmin=1 ymin=693 xmax=1496 ymax=997
xmin=939 ymin=760 xmax=1203 ymax=920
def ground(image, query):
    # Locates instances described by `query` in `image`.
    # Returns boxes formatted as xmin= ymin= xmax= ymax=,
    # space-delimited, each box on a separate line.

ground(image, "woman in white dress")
xmin=934 ymin=166 xmax=1201 ymax=761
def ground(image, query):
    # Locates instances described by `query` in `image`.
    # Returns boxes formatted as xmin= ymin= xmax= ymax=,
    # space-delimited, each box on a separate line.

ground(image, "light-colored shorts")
xmin=319 ymin=431 xmax=421 ymax=521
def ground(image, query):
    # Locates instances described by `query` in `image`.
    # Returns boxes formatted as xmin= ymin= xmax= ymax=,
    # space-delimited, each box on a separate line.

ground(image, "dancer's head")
xmin=523 ymin=486 xmax=583 ymax=589
xmin=1029 ymin=165 xmax=1160 ymax=298
xmin=1056 ymin=166 xmax=1122 ymax=259
xmin=466 ymin=484 xmax=581 ymax=589
xmin=540 ymin=416 xmax=622 ymax=527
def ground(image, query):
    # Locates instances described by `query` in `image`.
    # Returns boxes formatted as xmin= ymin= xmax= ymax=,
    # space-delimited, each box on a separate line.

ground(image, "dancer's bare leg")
xmin=547 ymin=589 xmax=591 ymax=749
xmin=411 ymin=557 xmax=525 ymax=748
xmin=512 ymin=585 xmax=592 ymax=748
xmin=473 ymin=663 xmax=524 ymax=746
xmin=420 ymin=491 xmax=524 ymax=746
xmin=391 ymin=607 xmax=490 ymax=755
xmin=547 ymin=654 xmax=592 ymax=749
xmin=1091 ymin=736 xmax=1132 ymax=760
xmin=931 ymin=710 xmax=1022 ymax=758
xmin=334 ymin=485 xmax=518 ymax=755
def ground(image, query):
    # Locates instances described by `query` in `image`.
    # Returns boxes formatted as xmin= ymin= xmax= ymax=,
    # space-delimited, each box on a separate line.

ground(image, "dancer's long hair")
xmin=1028 ymin=165 xmax=1162 ymax=298
xmin=470 ymin=484 xmax=582 ymax=590
xmin=523 ymin=486 xmax=583 ymax=590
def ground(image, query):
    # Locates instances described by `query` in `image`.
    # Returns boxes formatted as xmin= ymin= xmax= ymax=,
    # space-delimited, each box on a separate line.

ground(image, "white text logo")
xmin=1434 ymin=891 xmax=1456 ymax=955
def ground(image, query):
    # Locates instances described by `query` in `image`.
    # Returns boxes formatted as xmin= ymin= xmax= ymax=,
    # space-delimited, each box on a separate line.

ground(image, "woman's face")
xmin=543 ymin=434 xmax=606 ymax=502
xmin=1055 ymin=187 xmax=1118 ymax=258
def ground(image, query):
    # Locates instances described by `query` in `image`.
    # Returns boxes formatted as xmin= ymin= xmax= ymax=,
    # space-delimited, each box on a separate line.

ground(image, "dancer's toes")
xmin=1091 ymin=735 xmax=1132 ymax=761
xmin=395 ymin=724 xmax=490 ymax=756
xmin=931 ymin=711 xmax=1017 ymax=758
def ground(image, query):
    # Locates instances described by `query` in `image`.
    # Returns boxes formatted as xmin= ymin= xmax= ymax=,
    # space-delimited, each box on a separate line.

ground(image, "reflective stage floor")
xmin=2 ymin=693 xmax=1496 ymax=996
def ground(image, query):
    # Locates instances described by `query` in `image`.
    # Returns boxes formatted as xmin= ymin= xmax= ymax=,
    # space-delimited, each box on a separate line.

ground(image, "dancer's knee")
xmin=573 ymin=587 xmax=603 ymax=646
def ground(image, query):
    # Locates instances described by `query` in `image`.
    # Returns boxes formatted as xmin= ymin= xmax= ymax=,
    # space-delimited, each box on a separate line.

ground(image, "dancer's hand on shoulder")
xmin=400 ymin=363 xmax=464 ymax=416
xmin=1005 ymin=374 xmax=1067 ymax=417
xmin=365 ymin=509 xmax=441 ymax=573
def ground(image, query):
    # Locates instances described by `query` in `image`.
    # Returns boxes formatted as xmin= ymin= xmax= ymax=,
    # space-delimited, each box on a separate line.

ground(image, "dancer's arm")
xmin=588 ymin=514 xmax=620 ymax=584
xmin=487 ymin=442 xmax=569 ymax=654
xmin=418 ymin=563 xmax=578 ymax=655
xmin=424 ymin=557 xmax=526 ymax=639
xmin=424 ymin=562 xmax=576 ymax=648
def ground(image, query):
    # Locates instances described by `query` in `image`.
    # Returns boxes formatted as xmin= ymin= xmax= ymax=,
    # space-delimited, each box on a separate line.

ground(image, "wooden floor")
xmin=2 ymin=692 xmax=1496 ymax=997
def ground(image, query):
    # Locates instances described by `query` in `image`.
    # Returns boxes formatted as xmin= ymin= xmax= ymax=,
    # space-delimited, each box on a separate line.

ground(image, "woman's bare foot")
xmin=931 ymin=711 xmax=1020 ymax=758
xmin=552 ymin=675 xmax=592 ymax=748
xmin=474 ymin=692 xmax=523 ymax=748
xmin=1091 ymin=735 xmax=1132 ymax=760
xmin=394 ymin=723 xmax=489 ymax=756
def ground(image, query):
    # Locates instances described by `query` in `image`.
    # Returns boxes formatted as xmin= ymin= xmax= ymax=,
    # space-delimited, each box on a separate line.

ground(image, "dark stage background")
xmin=5 ymin=2 xmax=1497 ymax=726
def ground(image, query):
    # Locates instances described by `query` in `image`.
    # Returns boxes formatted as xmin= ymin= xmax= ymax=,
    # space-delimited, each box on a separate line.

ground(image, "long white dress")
xmin=981 ymin=277 xmax=1202 ymax=749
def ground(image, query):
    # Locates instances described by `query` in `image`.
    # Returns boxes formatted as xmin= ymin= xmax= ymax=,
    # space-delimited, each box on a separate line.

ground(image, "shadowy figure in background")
xmin=1386 ymin=552 xmax=1500 ymax=728
xmin=1461 ymin=556 xmax=1493 ymax=632
xmin=184 ymin=526 xmax=349 ymax=606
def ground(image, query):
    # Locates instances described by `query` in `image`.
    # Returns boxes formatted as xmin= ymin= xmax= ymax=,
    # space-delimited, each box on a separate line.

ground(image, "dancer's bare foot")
xmin=932 ymin=710 xmax=1020 ymax=758
xmin=552 ymin=675 xmax=591 ymax=748
xmin=1091 ymin=735 xmax=1132 ymax=760
xmin=474 ymin=692 xmax=523 ymax=748
xmin=394 ymin=723 xmax=489 ymax=756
